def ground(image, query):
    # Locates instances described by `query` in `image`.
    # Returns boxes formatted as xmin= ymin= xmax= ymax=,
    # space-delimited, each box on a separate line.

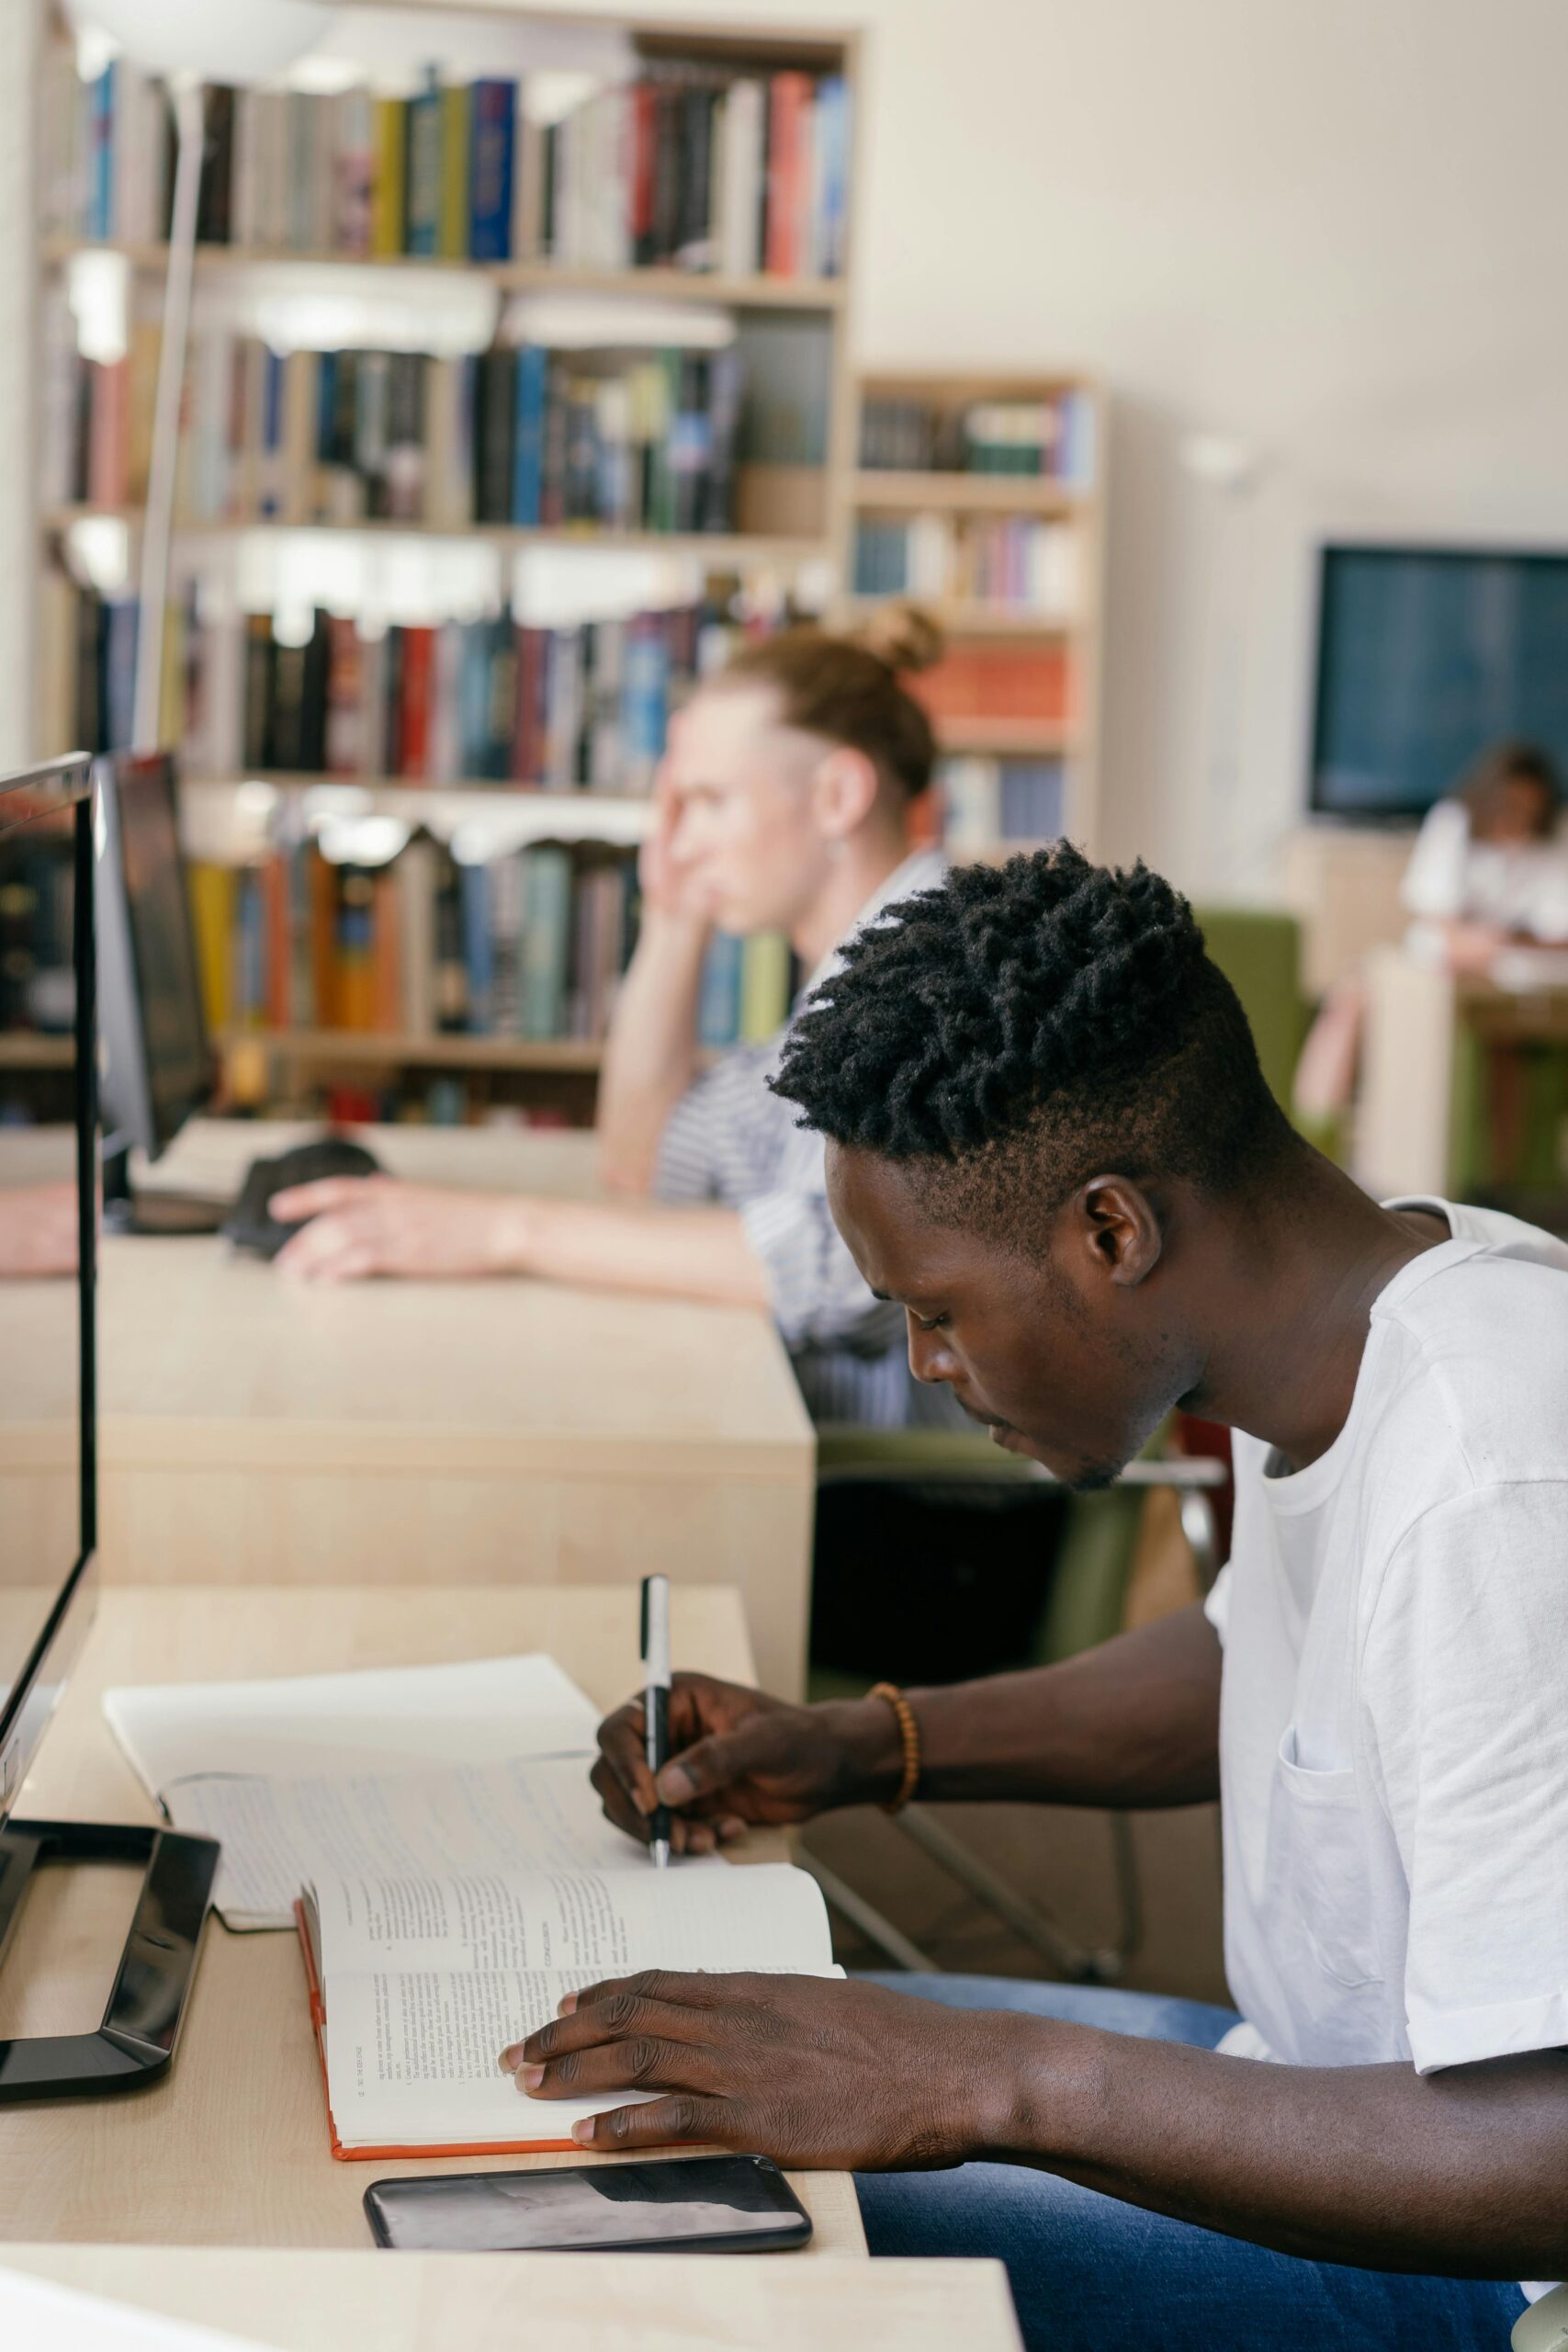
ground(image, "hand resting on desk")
xmin=272 ymin=1177 xmax=527 ymax=1281
xmin=504 ymin=1968 xmax=994 ymax=2168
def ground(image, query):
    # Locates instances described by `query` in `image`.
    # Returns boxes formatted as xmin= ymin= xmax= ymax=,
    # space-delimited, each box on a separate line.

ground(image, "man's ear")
xmin=1071 ymin=1176 xmax=1164 ymax=1289
xmin=810 ymin=744 xmax=881 ymax=843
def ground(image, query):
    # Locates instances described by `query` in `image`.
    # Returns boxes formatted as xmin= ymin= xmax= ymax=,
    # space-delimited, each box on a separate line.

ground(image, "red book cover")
xmin=310 ymin=851 xmax=338 ymax=1028
xmin=87 ymin=356 xmax=130 ymax=508
xmin=630 ymin=82 xmax=657 ymax=258
xmin=399 ymin=625 xmax=434 ymax=778
xmin=764 ymin=74 xmax=810 ymax=277
xmin=912 ymin=644 xmax=1070 ymax=723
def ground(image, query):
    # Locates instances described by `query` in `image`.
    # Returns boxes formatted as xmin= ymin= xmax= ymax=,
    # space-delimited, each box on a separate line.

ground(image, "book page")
xmin=104 ymin=1653 xmax=599 ymax=1799
xmin=322 ymin=1962 xmax=652 ymax=2147
xmin=171 ymin=1752 xmax=660 ymax=1930
xmin=310 ymin=1859 xmax=833 ymax=1979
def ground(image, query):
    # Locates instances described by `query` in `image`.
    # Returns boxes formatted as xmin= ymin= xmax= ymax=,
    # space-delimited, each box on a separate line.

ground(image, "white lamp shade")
xmin=64 ymin=0 xmax=332 ymax=84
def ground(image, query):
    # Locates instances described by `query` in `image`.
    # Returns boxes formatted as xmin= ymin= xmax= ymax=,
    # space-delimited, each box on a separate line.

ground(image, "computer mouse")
xmin=221 ymin=1136 xmax=383 ymax=1261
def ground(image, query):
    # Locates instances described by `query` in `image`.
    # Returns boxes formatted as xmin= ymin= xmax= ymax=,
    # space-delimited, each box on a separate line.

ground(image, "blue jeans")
xmin=854 ymin=1975 xmax=1528 ymax=2352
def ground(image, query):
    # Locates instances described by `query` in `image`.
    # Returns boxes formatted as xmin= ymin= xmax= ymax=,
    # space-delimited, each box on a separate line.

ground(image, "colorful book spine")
xmin=404 ymin=70 xmax=443 ymax=257
xmin=371 ymin=98 xmax=406 ymax=257
xmin=468 ymin=80 xmax=517 ymax=262
xmin=439 ymin=83 xmax=470 ymax=259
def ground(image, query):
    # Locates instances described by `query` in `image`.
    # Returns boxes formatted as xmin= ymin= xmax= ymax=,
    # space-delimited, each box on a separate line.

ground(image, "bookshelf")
xmin=847 ymin=368 xmax=1107 ymax=862
xmin=42 ymin=239 xmax=849 ymax=311
xmin=32 ymin=3 xmax=863 ymax=1121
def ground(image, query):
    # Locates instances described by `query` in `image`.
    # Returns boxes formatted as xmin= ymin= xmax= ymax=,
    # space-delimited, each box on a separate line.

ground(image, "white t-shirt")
xmin=1401 ymin=799 xmax=1568 ymax=950
xmin=1208 ymin=1196 xmax=1568 ymax=2079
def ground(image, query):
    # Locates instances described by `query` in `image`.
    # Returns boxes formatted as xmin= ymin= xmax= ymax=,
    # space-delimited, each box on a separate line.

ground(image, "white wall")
xmin=457 ymin=0 xmax=1568 ymax=896
xmin=14 ymin=0 xmax=1568 ymax=897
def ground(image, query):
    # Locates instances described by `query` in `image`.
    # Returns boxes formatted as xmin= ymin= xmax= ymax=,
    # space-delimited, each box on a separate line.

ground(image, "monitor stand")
xmin=0 ymin=1820 xmax=219 ymax=2099
xmin=101 ymin=1146 xmax=229 ymax=1238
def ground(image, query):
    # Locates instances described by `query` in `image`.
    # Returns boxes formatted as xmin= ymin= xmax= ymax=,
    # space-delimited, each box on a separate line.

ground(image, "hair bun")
xmin=851 ymin=600 xmax=944 ymax=677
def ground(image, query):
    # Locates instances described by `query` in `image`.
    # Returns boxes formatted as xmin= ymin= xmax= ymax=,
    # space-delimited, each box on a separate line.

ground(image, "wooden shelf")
xmin=42 ymin=239 xmax=846 ymax=312
xmin=44 ymin=507 xmax=828 ymax=569
xmin=220 ymin=1028 xmax=607 ymax=1073
xmin=0 ymin=1034 xmax=73 ymax=1069
xmin=852 ymin=470 xmax=1086 ymax=516
xmin=933 ymin=717 xmax=1072 ymax=757
xmin=184 ymin=775 xmax=653 ymax=839
xmin=842 ymin=595 xmax=1068 ymax=639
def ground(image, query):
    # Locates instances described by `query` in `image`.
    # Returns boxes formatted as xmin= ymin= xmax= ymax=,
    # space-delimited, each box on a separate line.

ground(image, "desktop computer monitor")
xmin=0 ymin=756 xmax=97 ymax=1816
xmin=0 ymin=754 xmax=216 ymax=2100
xmin=95 ymin=750 xmax=223 ymax=1234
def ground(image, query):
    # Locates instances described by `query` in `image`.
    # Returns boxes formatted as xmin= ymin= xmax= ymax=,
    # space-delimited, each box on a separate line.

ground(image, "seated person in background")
xmin=511 ymin=848 xmax=1568 ymax=2352
xmin=1293 ymin=738 xmax=1568 ymax=1125
xmin=273 ymin=605 xmax=956 ymax=1425
xmin=1403 ymin=738 xmax=1568 ymax=971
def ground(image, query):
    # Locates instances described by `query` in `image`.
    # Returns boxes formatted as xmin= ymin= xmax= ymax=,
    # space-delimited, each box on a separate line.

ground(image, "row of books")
xmin=859 ymin=393 xmax=1096 ymax=486
xmin=233 ymin=605 xmax=734 ymax=791
xmin=43 ymin=303 xmax=749 ymax=538
xmin=937 ymin=758 xmax=1067 ymax=850
xmin=538 ymin=70 xmax=848 ymax=280
xmin=186 ymin=838 xmax=791 ymax=1050
xmin=41 ymin=38 xmax=847 ymax=283
xmin=49 ymin=581 xmax=747 ymax=790
xmin=853 ymin=517 xmax=1078 ymax=616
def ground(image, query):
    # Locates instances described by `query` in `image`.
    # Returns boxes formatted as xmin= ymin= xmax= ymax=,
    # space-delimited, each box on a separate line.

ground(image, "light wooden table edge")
xmin=0 ymin=2245 xmax=1026 ymax=2351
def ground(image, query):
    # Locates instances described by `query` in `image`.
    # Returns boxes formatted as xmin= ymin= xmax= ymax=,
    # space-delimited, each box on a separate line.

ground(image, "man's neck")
xmin=790 ymin=831 xmax=916 ymax=975
xmin=1186 ymin=1154 xmax=1447 ymax=1473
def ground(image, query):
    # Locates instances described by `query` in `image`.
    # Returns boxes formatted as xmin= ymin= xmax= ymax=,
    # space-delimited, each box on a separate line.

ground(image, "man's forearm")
xmin=597 ymin=916 xmax=709 ymax=1193
xmin=984 ymin=2016 xmax=1568 ymax=2278
xmin=884 ymin=1601 xmax=1223 ymax=1810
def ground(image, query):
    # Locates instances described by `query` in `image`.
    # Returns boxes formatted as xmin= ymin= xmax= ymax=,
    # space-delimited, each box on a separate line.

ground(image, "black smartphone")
xmin=364 ymin=2154 xmax=813 ymax=2256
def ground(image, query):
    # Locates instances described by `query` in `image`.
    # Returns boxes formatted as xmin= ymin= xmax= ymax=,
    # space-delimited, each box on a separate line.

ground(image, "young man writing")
xmin=502 ymin=847 xmax=1568 ymax=2351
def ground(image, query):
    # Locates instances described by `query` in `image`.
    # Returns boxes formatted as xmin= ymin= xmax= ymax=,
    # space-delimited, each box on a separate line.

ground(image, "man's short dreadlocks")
xmin=771 ymin=845 xmax=1292 ymax=1250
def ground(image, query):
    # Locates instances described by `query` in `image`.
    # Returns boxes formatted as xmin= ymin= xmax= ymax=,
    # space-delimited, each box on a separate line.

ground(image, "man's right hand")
xmin=592 ymin=1673 xmax=902 ymax=1855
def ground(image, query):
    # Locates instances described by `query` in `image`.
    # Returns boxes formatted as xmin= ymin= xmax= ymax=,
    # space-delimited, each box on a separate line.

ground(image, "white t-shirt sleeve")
xmin=1203 ymin=1561 xmax=1233 ymax=1645
xmin=1400 ymin=799 xmax=1471 ymax=922
xmin=1364 ymin=1479 xmax=1568 ymax=2074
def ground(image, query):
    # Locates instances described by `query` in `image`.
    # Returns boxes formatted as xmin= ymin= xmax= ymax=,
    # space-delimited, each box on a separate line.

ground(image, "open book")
xmin=102 ymin=1654 xmax=612 ymax=1929
xmin=297 ymin=1860 xmax=838 ymax=2159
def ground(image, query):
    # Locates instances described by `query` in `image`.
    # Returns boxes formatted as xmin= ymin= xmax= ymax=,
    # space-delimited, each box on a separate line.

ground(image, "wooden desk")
xmin=1355 ymin=947 xmax=1568 ymax=1197
xmin=0 ymin=2246 xmax=1024 ymax=2351
xmin=5 ymin=1122 xmax=816 ymax=1697
xmin=0 ymin=1584 xmax=861 ymax=2255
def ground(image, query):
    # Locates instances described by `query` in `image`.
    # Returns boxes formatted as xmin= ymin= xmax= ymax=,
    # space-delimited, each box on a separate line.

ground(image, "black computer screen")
xmin=110 ymin=753 xmax=210 ymax=1153
xmin=1310 ymin=546 xmax=1568 ymax=820
xmin=0 ymin=760 xmax=95 ymax=1820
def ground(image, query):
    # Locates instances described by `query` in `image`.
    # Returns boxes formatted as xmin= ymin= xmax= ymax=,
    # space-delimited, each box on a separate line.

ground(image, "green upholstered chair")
xmin=1191 ymin=904 xmax=1309 ymax=1113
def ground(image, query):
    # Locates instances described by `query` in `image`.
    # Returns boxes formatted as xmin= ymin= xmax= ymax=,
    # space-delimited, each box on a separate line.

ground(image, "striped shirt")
xmin=654 ymin=849 xmax=964 ymax=1429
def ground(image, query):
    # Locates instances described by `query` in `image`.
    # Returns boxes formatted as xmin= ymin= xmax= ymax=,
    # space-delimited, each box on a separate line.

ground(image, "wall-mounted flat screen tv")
xmin=1310 ymin=545 xmax=1568 ymax=821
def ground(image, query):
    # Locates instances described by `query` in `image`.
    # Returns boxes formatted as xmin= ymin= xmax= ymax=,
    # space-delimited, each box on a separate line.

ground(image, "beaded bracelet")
xmin=868 ymin=1680 xmax=921 ymax=1813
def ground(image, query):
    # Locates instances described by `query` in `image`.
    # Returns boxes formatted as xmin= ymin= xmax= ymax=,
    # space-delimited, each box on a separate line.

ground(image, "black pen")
xmin=640 ymin=1573 xmax=671 ymax=1870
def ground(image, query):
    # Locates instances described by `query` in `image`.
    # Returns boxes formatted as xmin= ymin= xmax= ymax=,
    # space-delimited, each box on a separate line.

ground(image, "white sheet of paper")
xmin=0 ymin=2267 xmax=261 ymax=2352
xmin=103 ymin=1654 xmax=600 ymax=1797
xmin=170 ymin=1752 xmax=663 ymax=1929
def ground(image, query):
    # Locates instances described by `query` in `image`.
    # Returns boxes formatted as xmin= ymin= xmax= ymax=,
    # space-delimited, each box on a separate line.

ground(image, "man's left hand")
xmin=501 ymin=1970 xmax=1017 ymax=2168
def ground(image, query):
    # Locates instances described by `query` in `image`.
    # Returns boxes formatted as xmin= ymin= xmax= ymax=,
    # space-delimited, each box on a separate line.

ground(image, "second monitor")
xmin=95 ymin=749 xmax=225 ymax=1235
